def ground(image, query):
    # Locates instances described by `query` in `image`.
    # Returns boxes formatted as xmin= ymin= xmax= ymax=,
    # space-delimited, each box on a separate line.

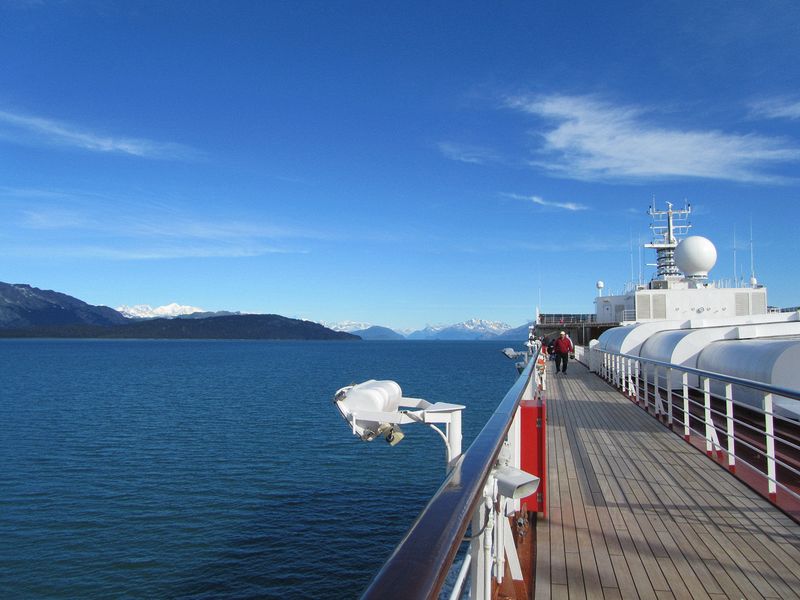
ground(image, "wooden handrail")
xmin=360 ymin=358 xmax=536 ymax=599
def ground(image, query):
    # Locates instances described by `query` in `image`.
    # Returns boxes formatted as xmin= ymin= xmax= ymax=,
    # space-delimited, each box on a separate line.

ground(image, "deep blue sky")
xmin=2 ymin=1 xmax=799 ymax=329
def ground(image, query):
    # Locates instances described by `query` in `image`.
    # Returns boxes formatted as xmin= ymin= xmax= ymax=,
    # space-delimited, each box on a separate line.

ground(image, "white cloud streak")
xmin=2 ymin=190 xmax=329 ymax=259
xmin=503 ymin=193 xmax=588 ymax=212
xmin=505 ymin=94 xmax=800 ymax=183
xmin=437 ymin=141 xmax=499 ymax=164
xmin=0 ymin=109 xmax=201 ymax=160
xmin=1 ymin=243 xmax=304 ymax=261
xmin=749 ymin=97 xmax=800 ymax=121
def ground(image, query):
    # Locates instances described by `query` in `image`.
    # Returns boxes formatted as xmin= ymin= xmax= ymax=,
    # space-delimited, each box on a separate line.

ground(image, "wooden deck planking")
xmin=534 ymin=361 xmax=800 ymax=599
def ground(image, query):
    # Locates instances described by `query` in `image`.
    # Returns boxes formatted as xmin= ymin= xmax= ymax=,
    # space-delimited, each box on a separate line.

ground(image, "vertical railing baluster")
xmin=653 ymin=365 xmax=662 ymax=417
xmin=682 ymin=372 xmax=690 ymax=441
xmin=641 ymin=362 xmax=648 ymax=409
xmin=724 ymin=383 xmax=735 ymax=472
xmin=703 ymin=377 xmax=713 ymax=456
xmin=666 ymin=368 xmax=673 ymax=427
xmin=764 ymin=392 xmax=777 ymax=501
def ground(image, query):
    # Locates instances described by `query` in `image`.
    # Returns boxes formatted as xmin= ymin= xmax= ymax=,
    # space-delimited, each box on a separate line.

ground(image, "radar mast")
xmin=645 ymin=201 xmax=691 ymax=280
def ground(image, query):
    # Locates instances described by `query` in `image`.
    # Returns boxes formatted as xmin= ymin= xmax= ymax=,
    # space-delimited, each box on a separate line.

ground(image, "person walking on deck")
xmin=553 ymin=330 xmax=573 ymax=374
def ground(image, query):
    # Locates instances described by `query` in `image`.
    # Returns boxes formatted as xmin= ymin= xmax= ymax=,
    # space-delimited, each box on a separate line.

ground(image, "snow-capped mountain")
xmin=405 ymin=324 xmax=447 ymax=340
xmin=407 ymin=319 xmax=512 ymax=340
xmin=322 ymin=320 xmax=374 ymax=332
xmin=116 ymin=303 xmax=205 ymax=319
xmin=451 ymin=318 xmax=512 ymax=335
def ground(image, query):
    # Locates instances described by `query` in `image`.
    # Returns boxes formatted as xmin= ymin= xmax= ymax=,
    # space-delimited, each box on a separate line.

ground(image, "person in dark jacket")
xmin=553 ymin=330 xmax=574 ymax=374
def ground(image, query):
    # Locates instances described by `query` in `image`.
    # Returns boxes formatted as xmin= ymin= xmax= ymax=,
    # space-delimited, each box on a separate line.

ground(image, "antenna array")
xmin=644 ymin=201 xmax=692 ymax=279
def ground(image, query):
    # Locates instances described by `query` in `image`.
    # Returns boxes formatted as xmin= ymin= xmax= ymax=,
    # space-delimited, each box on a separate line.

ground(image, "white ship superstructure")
xmin=591 ymin=200 xmax=799 ymax=418
xmin=595 ymin=201 xmax=767 ymax=324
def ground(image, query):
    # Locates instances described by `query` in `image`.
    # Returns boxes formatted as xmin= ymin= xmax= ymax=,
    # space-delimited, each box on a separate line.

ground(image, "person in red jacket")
xmin=553 ymin=330 xmax=574 ymax=374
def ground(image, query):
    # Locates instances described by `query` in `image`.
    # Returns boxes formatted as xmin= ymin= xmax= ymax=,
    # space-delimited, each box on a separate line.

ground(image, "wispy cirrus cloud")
xmin=503 ymin=193 xmax=588 ymax=212
xmin=504 ymin=94 xmax=800 ymax=183
xmin=0 ymin=108 xmax=201 ymax=160
xmin=0 ymin=186 xmax=332 ymax=259
xmin=437 ymin=141 xmax=499 ymax=164
xmin=748 ymin=97 xmax=800 ymax=121
xmin=1 ymin=243 xmax=303 ymax=261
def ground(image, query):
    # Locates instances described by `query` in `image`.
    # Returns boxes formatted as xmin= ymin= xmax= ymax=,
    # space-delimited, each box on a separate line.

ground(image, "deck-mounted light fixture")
xmin=333 ymin=379 xmax=465 ymax=467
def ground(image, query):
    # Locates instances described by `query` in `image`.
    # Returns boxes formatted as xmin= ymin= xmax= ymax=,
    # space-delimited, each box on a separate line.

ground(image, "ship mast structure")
xmin=594 ymin=200 xmax=768 ymax=324
xmin=645 ymin=201 xmax=691 ymax=281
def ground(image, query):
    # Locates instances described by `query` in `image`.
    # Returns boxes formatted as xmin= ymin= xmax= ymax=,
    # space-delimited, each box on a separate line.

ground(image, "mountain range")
xmin=0 ymin=282 xmax=128 ymax=329
xmin=0 ymin=281 xmax=533 ymax=341
xmin=329 ymin=318 xmax=533 ymax=341
xmin=350 ymin=325 xmax=406 ymax=340
xmin=0 ymin=282 xmax=355 ymax=340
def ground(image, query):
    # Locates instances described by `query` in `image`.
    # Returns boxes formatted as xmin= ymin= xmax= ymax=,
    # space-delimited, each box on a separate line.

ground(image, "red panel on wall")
xmin=520 ymin=398 xmax=547 ymax=515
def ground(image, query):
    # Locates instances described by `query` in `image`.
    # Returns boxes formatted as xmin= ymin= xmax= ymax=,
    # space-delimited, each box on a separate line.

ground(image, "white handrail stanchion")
xmin=654 ymin=366 xmax=663 ymax=418
xmin=666 ymin=368 xmax=673 ymax=427
xmin=764 ymin=392 xmax=777 ymax=501
xmin=725 ymin=382 xmax=735 ymax=471
xmin=682 ymin=372 xmax=690 ymax=441
xmin=703 ymin=376 xmax=713 ymax=456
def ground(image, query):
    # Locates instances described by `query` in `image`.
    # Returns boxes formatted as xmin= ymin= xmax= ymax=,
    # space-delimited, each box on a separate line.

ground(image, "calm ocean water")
xmin=0 ymin=339 xmax=517 ymax=599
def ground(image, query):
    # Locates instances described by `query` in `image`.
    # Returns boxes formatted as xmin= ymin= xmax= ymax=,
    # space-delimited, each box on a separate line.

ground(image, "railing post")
xmin=653 ymin=366 xmax=663 ymax=418
xmin=627 ymin=359 xmax=634 ymax=400
xmin=612 ymin=354 xmax=617 ymax=386
xmin=620 ymin=356 xmax=627 ymax=393
xmin=764 ymin=392 xmax=777 ymax=502
xmin=724 ymin=383 xmax=735 ymax=472
xmin=682 ymin=372 xmax=690 ymax=441
xmin=666 ymin=368 xmax=673 ymax=427
xmin=702 ymin=377 xmax=714 ymax=456
xmin=643 ymin=363 xmax=650 ymax=411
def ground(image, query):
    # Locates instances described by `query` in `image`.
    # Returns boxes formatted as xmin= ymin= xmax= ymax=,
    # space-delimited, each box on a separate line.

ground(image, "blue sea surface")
xmin=0 ymin=339 xmax=517 ymax=599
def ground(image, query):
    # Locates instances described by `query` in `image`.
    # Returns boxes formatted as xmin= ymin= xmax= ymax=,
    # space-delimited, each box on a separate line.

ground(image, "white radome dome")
xmin=675 ymin=236 xmax=717 ymax=278
xmin=596 ymin=280 xmax=605 ymax=289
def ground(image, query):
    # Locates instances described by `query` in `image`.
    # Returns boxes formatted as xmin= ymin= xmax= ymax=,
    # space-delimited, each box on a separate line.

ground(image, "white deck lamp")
xmin=334 ymin=379 xmax=465 ymax=467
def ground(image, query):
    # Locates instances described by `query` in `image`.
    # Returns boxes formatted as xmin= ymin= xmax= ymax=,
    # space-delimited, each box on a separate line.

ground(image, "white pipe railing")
xmin=587 ymin=346 xmax=800 ymax=507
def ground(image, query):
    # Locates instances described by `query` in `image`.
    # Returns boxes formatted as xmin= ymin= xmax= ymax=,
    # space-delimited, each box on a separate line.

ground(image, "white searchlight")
xmin=334 ymin=379 xmax=465 ymax=466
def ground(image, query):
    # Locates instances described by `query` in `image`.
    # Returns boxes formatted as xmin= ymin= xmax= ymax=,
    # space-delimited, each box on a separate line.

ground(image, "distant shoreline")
xmin=0 ymin=314 xmax=360 ymax=341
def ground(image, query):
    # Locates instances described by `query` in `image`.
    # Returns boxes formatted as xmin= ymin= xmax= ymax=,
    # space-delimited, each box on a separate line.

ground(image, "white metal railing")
xmin=587 ymin=346 xmax=800 ymax=507
xmin=538 ymin=313 xmax=596 ymax=324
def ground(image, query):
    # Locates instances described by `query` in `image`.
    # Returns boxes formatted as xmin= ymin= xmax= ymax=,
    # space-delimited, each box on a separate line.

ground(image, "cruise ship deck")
xmin=536 ymin=360 xmax=800 ymax=600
